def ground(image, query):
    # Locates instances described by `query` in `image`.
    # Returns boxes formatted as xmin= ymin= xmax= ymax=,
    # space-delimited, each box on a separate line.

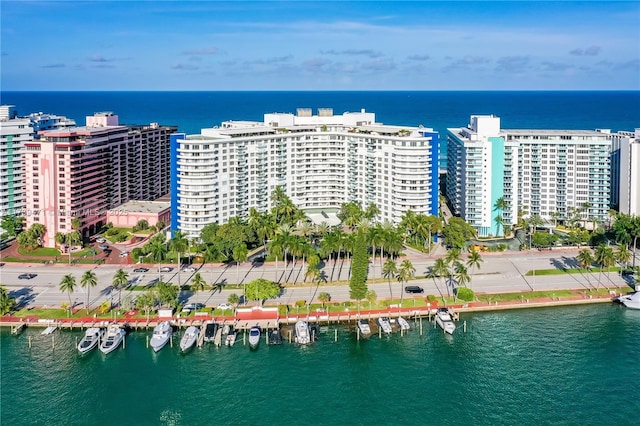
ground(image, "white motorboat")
xmin=357 ymin=319 xmax=371 ymax=336
xmin=225 ymin=329 xmax=237 ymax=347
xmin=77 ymin=327 xmax=104 ymax=354
xmin=397 ymin=317 xmax=411 ymax=331
xmin=248 ymin=326 xmax=261 ymax=348
xmin=617 ymin=291 xmax=640 ymax=309
xmin=99 ymin=324 xmax=126 ymax=354
xmin=180 ymin=326 xmax=199 ymax=352
xmin=377 ymin=317 xmax=393 ymax=334
xmin=150 ymin=321 xmax=173 ymax=352
xmin=294 ymin=320 xmax=311 ymax=345
xmin=435 ymin=308 xmax=456 ymax=335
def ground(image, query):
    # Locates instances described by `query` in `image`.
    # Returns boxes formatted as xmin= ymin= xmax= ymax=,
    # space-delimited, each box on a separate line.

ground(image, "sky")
xmin=1 ymin=0 xmax=639 ymax=91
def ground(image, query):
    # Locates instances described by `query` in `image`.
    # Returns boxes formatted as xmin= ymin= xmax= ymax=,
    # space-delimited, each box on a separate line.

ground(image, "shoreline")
xmin=0 ymin=293 xmax=619 ymax=330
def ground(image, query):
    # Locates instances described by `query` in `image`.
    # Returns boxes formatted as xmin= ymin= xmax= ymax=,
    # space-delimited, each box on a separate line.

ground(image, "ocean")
xmin=2 ymin=91 xmax=639 ymax=169
xmin=1 ymin=304 xmax=639 ymax=425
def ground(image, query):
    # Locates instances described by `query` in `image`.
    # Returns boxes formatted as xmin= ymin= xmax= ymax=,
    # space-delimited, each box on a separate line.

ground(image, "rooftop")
xmin=112 ymin=200 xmax=170 ymax=214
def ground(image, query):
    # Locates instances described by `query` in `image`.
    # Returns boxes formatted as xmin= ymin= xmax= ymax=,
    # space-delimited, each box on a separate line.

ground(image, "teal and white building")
xmin=610 ymin=128 xmax=640 ymax=216
xmin=446 ymin=115 xmax=611 ymax=237
xmin=171 ymin=108 xmax=439 ymax=239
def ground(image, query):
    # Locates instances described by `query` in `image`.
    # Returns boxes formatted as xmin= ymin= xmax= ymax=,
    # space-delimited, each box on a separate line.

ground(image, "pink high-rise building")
xmin=23 ymin=112 xmax=176 ymax=247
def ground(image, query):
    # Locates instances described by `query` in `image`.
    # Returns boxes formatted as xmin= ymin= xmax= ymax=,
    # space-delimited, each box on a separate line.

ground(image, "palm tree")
xmin=382 ymin=258 xmax=398 ymax=301
xmin=398 ymin=259 xmax=415 ymax=308
xmin=318 ymin=292 xmax=331 ymax=308
xmin=149 ymin=238 xmax=168 ymax=280
xmin=433 ymin=258 xmax=450 ymax=296
xmin=576 ymin=248 xmax=595 ymax=289
xmin=594 ymin=244 xmax=615 ymax=288
xmin=232 ymin=243 xmax=248 ymax=285
xmin=190 ymin=272 xmax=206 ymax=312
xmin=170 ymin=230 xmax=188 ymax=285
xmin=65 ymin=230 xmax=81 ymax=265
xmin=466 ymin=250 xmax=483 ymax=289
xmin=445 ymin=248 xmax=461 ymax=291
xmin=59 ymin=274 xmax=76 ymax=315
xmin=80 ymin=269 xmax=98 ymax=314
xmin=112 ymin=268 xmax=129 ymax=307
xmin=0 ymin=286 xmax=16 ymax=315
xmin=494 ymin=197 xmax=508 ymax=236
xmin=454 ymin=262 xmax=470 ymax=289
xmin=616 ymin=244 xmax=632 ymax=270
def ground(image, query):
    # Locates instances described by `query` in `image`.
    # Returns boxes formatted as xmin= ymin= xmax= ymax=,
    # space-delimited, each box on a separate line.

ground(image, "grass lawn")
xmin=526 ymin=266 xmax=621 ymax=276
xmin=18 ymin=247 xmax=61 ymax=256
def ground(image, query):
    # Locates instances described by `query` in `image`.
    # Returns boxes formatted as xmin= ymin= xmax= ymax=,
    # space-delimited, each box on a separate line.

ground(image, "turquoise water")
xmin=2 ymin=304 xmax=639 ymax=425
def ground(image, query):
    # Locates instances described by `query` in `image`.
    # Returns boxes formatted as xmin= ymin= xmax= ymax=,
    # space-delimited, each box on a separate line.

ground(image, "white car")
xmin=217 ymin=303 xmax=233 ymax=310
xmin=96 ymin=237 xmax=106 ymax=243
xmin=182 ymin=267 xmax=197 ymax=273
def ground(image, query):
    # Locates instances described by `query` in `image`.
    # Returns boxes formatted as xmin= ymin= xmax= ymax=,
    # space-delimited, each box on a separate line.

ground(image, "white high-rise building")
xmin=0 ymin=106 xmax=31 ymax=217
xmin=171 ymin=108 xmax=439 ymax=239
xmin=610 ymin=129 xmax=640 ymax=216
xmin=447 ymin=115 xmax=612 ymax=237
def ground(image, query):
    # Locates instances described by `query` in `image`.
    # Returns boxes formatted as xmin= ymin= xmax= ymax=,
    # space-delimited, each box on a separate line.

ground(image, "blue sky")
xmin=2 ymin=1 xmax=639 ymax=91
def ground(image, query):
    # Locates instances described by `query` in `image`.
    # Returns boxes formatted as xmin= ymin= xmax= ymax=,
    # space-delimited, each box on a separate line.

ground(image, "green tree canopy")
xmin=442 ymin=217 xmax=476 ymax=249
xmin=349 ymin=229 xmax=369 ymax=301
xmin=245 ymin=278 xmax=281 ymax=302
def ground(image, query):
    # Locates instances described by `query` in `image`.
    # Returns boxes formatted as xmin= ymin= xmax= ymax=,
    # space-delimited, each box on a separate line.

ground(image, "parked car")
xmin=183 ymin=302 xmax=205 ymax=310
xmin=621 ymin=269 xmax=635 ymax=276
xmin=404 ymin=285 xmax=424 ymax=294
xmin=159 ymin=267 xmax=173 ymax=273
xmin=98 ymin=245 xmax=109 ymax=250
xmin=119 ymin=251 xmax=129 ymax=258
xmin=133 ymin=267 xmax=149 ymax=273
xmin=18 ymin=273 xmax=37 ymax=280
xmin=217 ymin=303 xmax=233 ymax=310
xmin=96 ymin=237 xmax=106 ymax=243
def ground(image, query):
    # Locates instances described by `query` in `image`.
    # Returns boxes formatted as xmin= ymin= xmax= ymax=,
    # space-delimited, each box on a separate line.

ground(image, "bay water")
xmin=2 ymin=304 xmax=639 ymax=425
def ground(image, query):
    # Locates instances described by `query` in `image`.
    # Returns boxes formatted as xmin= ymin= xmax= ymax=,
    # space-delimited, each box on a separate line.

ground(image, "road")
xmin=1 ymin=248 xmax=636 ymax=310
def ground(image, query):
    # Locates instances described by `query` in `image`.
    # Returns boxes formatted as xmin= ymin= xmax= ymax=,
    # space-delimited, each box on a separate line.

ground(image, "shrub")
xmin=455 ymin=287 xmax=475 ymax=302
xmin=426 ymin=294 xmax=437 ymax=303
xmin=294 ymin=300 xmax=307 ymax=308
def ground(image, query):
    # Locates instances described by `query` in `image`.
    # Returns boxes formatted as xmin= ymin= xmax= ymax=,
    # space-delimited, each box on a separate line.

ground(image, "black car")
xmin=18 ymin=273 xmax=37 ymax=280
xmin=404 ymin=285 xmax=424 ymax=294
xmin=133 ymin=267 xmax=149 ymax=273
xmin=621 ymin=269 xmax=635 ymax=276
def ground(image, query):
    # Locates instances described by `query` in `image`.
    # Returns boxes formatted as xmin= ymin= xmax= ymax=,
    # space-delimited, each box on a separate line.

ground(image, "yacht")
xmin=357 ymin=319 xmax=371 ymax=336
xmin=99 ymin=324 xmax=126 ymax=354
xmin=617 ymin=291 xmax=640 ymax=310
xmin=77 ymin=327 xmax=104 ymax=354
xmin=180 ymin=326 xmax=199 ymax=353
xmin=150 ymin=321 xmax=173 ymax=352
xmin=435 ymin=308 xmax=456 ymax=335
xmin=397 ymin=317 xmax=411 ymax=331
xmin=294 ymin=320 xmax=311 ymax=345
xmin=377 ymin=317 xmax=393 ymax=334
xmin=249 ymin=325 xmax=261 ymax=349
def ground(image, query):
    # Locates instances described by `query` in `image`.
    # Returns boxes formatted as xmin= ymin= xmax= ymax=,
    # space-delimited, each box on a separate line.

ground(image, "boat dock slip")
xmin=11 ymin=323 xmax=26 ymax=335
xmin=41 ymin=326 xmax=57 ymax=335
xmin=213 ymin=328 xmax=223 ymax=346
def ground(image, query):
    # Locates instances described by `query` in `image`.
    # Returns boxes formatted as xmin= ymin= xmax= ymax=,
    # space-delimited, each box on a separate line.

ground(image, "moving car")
xmin=18 ymin=273 xmax=37 ymax=279
xmin=217 ymin=303 xmax=233 ymax=310
xmin=182 ymin=266 xmax=197 ymax=273
xmin=133 ymin=267 xmax=149 ymax=273
xmin=404 ymin=285 xmax=424 ymax=294
xmin=159 ymin=267 xmax=173 ymax=273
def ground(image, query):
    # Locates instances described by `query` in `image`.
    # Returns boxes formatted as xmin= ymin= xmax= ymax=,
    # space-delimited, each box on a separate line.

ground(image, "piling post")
xmin=288 ymin=330 xmax=292 ymax=344
xmin=334 ymin=329 xmax=338 ymax=342
xmin=52 ymin=335 xmax=55 ymax=350
xmin=243 ymin=330 xmax=246 ymax=346
xmin=146 ymin=336 xmax=149 ymax=348
xmin=357 ymin=326 xmax=360 ymax=341
xmin=75 ymin=336 xmax=78 ymax=347
xmin=378 ymin=326 xmax=381 ymax=339
xmin=266 ymin=331 xmax=269 ymax=345
xmin=28 ymin=336 xmax=32 ymax=349
xmin=312 ymin=329 xmax=315 ymax=342
xmin=420 ymin=318 xmax=423 ymax=336
xmin=170 ymin=335 xmax=173 ymax=348
xmin=463 ymin=320 xmax=467 ymax=333
xmin=123 ymin=336 xmax=126 ymax=349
